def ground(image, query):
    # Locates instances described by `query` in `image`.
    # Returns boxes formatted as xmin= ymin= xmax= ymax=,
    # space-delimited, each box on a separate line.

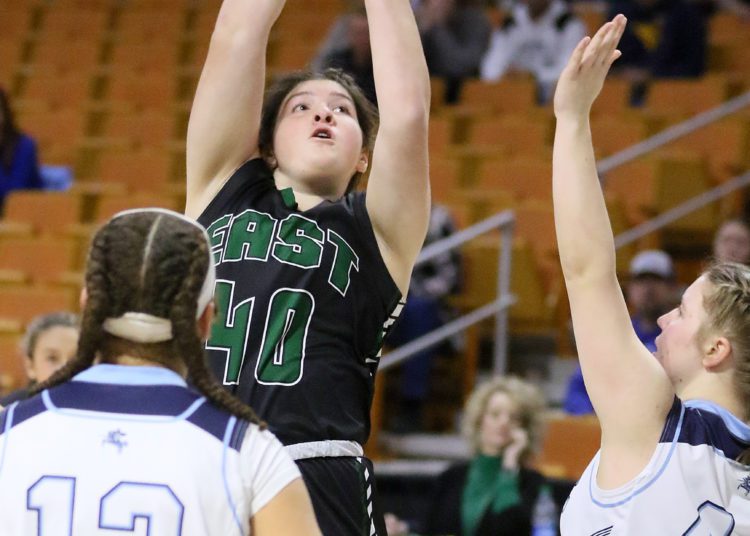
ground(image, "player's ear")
xmin=79 ymin=288 xmax=88 ymax=310
xmin=356 ymin=151 xmax=368 ymax=174
xmin=197 ymin=301 xmax=215 ymax=340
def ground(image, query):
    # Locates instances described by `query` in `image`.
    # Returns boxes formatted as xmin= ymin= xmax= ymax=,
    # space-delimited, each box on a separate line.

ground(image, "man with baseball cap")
xmin=627 ymin=249 xmax=677 ymax=351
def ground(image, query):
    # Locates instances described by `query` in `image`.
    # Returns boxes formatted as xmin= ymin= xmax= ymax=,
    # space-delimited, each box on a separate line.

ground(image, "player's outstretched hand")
xmin=553 ymin=14 xmax=627 ymax=120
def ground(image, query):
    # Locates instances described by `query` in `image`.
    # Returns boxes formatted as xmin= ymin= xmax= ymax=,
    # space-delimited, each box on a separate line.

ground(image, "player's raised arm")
xmin=552 ymin=15 xmax=673 ymax=483
xmin=364 ymin=0 xmax=431 ymax=294
xmin=185 ymin=0 xmax=285 ymax=218
xmin=251 ymin=479 xmax=322 ymax=536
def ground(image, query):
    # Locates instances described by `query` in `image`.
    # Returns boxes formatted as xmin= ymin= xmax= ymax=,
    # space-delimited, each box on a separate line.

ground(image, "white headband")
xmin=101 ymin=208 xmax=216 ymax=343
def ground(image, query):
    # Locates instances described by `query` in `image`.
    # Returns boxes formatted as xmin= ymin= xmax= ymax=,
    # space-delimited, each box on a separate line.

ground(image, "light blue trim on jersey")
xmin=589 ymin=402 xmax=685 ymax=508
xmin=684 ymin=399 xmax=750 ymax=442
xmin=0 ymin=403 xmax=16 ymax=480
xmin=222 ymin=416 xmax=245 ymax=536
xmin=41 ymin=390 xmax=206 ymax=424
xmin=72 ymin=364 xmax=188 ymax=387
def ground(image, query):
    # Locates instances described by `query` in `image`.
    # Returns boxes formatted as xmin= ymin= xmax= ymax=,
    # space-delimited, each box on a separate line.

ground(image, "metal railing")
xmin=598 ymin=90 xmax=750 ymax=179
xmin=380 ymin=210 xmax=516 ymax=376
xmin=381 ymin=89 xmax=750 ymax=377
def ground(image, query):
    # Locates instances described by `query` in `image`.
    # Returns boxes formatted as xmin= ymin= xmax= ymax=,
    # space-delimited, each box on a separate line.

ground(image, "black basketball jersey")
xmin=198 ymin=159 xmax=402 ymax=446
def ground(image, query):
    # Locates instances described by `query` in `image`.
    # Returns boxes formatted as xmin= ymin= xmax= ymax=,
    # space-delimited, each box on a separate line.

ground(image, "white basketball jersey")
xmin=0 ymin=364 xmax=300 ymax=536
xmin=561 ymin=398 xmax=750 ymax=535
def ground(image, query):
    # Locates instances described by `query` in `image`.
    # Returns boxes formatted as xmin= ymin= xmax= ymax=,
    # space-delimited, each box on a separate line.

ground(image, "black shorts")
xmin=296 ymin=456 xmax=386 ymax=536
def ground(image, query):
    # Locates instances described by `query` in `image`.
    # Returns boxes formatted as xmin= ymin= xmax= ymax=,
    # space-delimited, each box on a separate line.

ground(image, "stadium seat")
xmin=459 ymin=77 xmax=538 ymax=114
xmin=0 ymin=237 xmax=77 ymax=285
xmin=0 ymin=286 xmax=78 ymax=325
xmin=535 ymin=414 xmax=601 ymax=480
xmin=468 ymin=114 xmax=552 ymax=159
xmin=3 ymin=191 xmax=83 ymax=235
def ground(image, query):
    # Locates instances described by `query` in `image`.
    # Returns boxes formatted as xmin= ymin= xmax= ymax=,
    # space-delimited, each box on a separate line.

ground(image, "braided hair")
xmin=29 ymin=210 xmax=263 ymax=426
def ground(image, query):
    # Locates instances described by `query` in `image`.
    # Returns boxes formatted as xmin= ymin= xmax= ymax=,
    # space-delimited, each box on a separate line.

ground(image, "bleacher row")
xmin=1 ymin=0 xmax=750 ymax=472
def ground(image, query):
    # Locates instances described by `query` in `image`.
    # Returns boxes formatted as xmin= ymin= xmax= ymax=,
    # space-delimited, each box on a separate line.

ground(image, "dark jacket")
xmin=421 ymin=462 xmax=547 ymax=536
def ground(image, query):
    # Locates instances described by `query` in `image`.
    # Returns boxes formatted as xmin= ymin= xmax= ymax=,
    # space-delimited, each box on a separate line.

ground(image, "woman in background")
xmin=0 ymin=311 xmax=78 ymax=406
xmin=387 ymin=376 xmax=552 ymax=535
xmin=0 ymin=88 xmax=42 ymax=211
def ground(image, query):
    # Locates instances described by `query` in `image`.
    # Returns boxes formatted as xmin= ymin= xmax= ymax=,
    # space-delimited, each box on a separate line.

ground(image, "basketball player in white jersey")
xmin=0 ymin=208 xmax=321 ymax=536
xmin=553 ymin=16 xmax=750 ymax=535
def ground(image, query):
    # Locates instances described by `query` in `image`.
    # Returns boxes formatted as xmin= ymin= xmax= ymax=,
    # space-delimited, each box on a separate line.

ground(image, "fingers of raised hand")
xmin=599 ymin=14 xmax=627 ymax=66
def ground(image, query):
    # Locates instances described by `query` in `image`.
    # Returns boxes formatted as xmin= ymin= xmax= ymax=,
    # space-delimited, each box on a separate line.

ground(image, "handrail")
xmin=598 ymin=90 xmax=750 ymax=179
xmin=380 ymin=90 xmax=750 ymax=377
xmin=614 ymin=169 xmax=750 ymax=248
xmin=380 ymin=210 xmax=516 ymax=375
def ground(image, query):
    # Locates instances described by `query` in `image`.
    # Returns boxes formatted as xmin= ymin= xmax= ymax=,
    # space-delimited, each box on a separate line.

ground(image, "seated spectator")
xmin=317 ymin=7 xmax=377 ymax=105
xmin=608 ymin=0 xmax=708 ymax=103
xmin=0 ymin=312 xmax=79 ymax=406
xmin=627 ymin=249 xmax=678 ymax=351
xmin=0 ymin=88 xmax=43 ymax=212
xmin=415 ymin=0 xmax=492 ymax=103
xmin=386 ymin=376 xmax=556 ymax=535
xmin=386 ymin=203 xmax=461 ymax=432
xmin=480 ymin=0 xmax=586 ymax=103
xmin=564 ymin=249 xmax=677 ymax=415
xmin=712 ymin=218 xmax=750 ymax=265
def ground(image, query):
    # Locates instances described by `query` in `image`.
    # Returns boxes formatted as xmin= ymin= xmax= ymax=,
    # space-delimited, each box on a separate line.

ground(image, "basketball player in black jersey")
xmin=185 ymin=1 xmax=430 ymax=534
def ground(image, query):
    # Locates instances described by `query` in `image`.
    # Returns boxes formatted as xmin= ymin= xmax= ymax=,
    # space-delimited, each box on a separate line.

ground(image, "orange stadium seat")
xmin=590 ymin=78 xmax=633 ymax=116
xmin=468 ymin=115 xmax=552 ymax=159
xmin=17 ymin=106 xmax=88 ymax=165
xmin=107 ymin=41 xmax=182 ymax=75
xmin=0 ymin=286 xmax=79 ymax=325
xmin=268 ymin=43 xmax=317 ymax=72
xmin=39 ymin=8 xmax=110 ymax=42
xmin=591 ymin=116 xmax=650 ymax=158
xmin=93 ymin=192 xmax=181 ymax=223
xmin=0 ymin=38 xmax=24 ymax=85
xmin=536 ymin=415 xmax=601 ymax=480
xmin=458 ymin=236 xmax=555 ymax=331
xmin=29 ymin=40 xmax=103 ymax=75
xmin=646 ymin=76 xmax=731 ymax=116
xmin=654 ymin=153 xmax=717 ymax=236
xmin=455 ymin=188 xmax=516 ymax=225
xmin=100 ymin=108 xmax=177 ymax=148
xmin=3 ymin=191 xmax=84 ymax=235
xmin=0 ymin=333 xmax=26 ymax=394
xmin=513 ymin=200 xmax=558 ymax=275
xmin=116 ymin=9 xmax=187 ymax=44
xmin=429 ymin=156 xmax=462 ymax=203
xmin=477 ymin=157 xmax=552 ymax=201
xmin=0 ymin=237 xmax=78 ymax=285
xmin=2 ymin=8 xmax=36 ymax=39
xmin=20 ymin=73 xmax=95 ymax=110
xmin=459 ymin=77 xmax=538 ymax=113
xmin=96 ymin=148 xmax=174 ymax=189
xmin=662 ymin=116 xmax=750 ymax=182
xmin=105 ymin=71 xmax=181 ymax=110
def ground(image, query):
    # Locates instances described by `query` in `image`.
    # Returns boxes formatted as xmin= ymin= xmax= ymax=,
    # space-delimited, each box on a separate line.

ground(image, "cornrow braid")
xmin=166 ymin=225 xmax=265 ymax=426
xmin=29 ymin=225 xmax=113 ymax=396
xmin=29 ymin=210 xmax=265 ymax=428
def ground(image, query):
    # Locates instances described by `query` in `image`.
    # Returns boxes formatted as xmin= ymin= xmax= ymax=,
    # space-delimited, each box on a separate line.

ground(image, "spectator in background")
xmin=0 ymin=312 xmax=79 ymax=406
xmin=0 ymin=88 xmax=42 ymax=212
xmin=712 ymin=218 xmax=750 ymax=265
xmin=386 ymin=203 xmax=461 ymax=432
xmin=608 ymin=0 xmax=708 ymax=104
xmin=564 ymin=249 xmax=677 ymax=415
xmin=415 ymin=0 xmax=491 ymax=103
xmin=386 ymin=376 xmax=556 ymax=535
xmin=317 ymin=7 xmax=377 ymax=105
xmin=480 ymin=0 xmax=586 ymax=103
xmin=627 ymin=249 xmax=678 ymax=351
